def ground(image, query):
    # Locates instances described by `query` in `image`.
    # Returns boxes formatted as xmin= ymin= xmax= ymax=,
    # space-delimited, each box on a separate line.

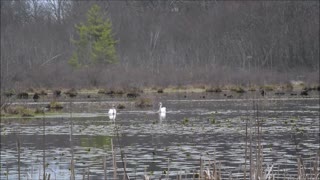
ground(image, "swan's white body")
xmin=109 ymin=113 xmax=116 ymax=121
xmin=108 ymin=105 xmax=117 ymax=115
xmin=159 ymin=102 xmax=166 ymax=113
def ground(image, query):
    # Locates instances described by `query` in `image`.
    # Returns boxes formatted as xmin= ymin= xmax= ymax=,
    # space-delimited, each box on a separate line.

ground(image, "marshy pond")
xmin=1 ymin=91 xmax=319 ymax=179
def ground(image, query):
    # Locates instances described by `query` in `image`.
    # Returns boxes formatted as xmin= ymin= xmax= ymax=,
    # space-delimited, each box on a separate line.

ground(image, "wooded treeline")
xmin=1 ymin=0 xmax=319 ymax=89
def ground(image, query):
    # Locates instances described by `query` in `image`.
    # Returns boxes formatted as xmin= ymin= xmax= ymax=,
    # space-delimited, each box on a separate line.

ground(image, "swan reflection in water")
xmin=108 ymin=113 xmax=116 ymax=121
xmin=159 ymin=112 xmax=166 ymax=122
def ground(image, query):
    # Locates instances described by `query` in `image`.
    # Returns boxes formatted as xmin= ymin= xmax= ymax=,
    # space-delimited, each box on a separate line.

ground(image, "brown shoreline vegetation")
xmin=1 ymin=82 xmax=319 ymax=118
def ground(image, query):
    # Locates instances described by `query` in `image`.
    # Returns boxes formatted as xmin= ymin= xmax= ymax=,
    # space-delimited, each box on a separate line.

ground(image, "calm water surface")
xmin=1 ymin=92 xmax=319 ymax=179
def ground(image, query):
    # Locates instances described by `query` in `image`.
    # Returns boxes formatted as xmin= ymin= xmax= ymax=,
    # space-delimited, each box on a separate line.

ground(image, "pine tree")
xmin=69 ymin=4 xmax=117 ymax=67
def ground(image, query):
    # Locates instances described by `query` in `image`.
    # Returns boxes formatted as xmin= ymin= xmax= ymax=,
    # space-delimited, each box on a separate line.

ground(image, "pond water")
xmin=1 ymin=91 xmax=319 ymax=179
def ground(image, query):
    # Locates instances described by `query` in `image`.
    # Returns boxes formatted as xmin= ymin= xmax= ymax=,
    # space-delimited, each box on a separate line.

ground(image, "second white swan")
xmin=108 ymin=104 xmax=117 ymax=115
xmin=158 ymin=102 xmax=166 ymax=113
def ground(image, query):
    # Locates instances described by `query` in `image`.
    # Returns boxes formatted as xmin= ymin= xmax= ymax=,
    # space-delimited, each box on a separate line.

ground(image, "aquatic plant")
xmin=65 ymin=88 xmax=78 ymax=97
xmin=3 ymin=106 xmax=34 ymax=117
xmin=17 ymin=92 xmax=29 ymax=99
xmin=157 ymin=89 xmax=164 ymax=93
xmin=182 ymin=118 xmax=189 ymax=125
xmin=3 ymin=89 xmax=15 ymax=97
xmin=53 ymin=89 xmax=61 ymax=97
xmin=248 ymin=86 xmax=256 ymax=91
xmin=261 ymin=85 xmax=275 ymax=91
xmin=98 ymin=89 xmax=107 ymax=94
xmin=135 ymin=97 xmax=152 ymax=108
xmin=205 ymin=87 xmax=222 ymax=93
xmin=48 ymin=101 xmax=63 ymax=110
xmin=117 ymin=104 xmax=125 ymax=109
xmin=230 ymin=86 xmax=245 ymax=93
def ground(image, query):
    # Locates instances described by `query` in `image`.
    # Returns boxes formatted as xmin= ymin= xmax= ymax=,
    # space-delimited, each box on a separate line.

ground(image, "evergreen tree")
xmin=69 ymin=4 xmax=117 ymax=67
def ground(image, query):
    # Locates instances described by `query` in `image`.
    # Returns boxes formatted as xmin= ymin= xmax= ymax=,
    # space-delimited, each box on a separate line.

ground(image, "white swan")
xmin=158 ymin=102 xmax=166 ymax=113
xmin=108 ymin=104 xmax=117 ymax=115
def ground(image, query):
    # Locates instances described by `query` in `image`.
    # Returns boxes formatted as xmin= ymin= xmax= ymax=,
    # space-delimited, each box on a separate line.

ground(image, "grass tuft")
xmin=135 ymin=97 xmax=152 ymax=108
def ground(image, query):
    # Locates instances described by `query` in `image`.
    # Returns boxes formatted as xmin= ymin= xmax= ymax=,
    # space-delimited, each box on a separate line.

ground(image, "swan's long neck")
xmin=159 ymin=104 xmax=162 ymax=110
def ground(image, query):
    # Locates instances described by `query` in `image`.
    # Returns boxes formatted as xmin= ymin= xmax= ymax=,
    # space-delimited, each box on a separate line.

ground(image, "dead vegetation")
xmin=135 ymin=97 xmax=152 ymax=108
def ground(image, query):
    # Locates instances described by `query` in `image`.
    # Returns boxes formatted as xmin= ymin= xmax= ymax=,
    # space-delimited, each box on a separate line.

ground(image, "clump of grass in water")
xmin=182 ymin=118 xmax=189 ymax=125
xmin=157 ymin=88 xmax=164 ymax=93
xmin=64 ymin=88 xmax=78 ymax=97
xmin=261 ymin=85 xmax=275 ymax=91
xmin=98 ymin=89 xmax=107 ymax=94
xmin=4 ymin=89 xmax=15 ymax=97
xmin=205 ymin=87 xmax=222 ymax=93
xmin=48 ymin=101 xmax=63 ymax=110
xmin=2 ymin=106 xmax=35 ymax=117
xmin=209 ymin=113 xmax=216 ymax=124
xmin=248 ymin=86 xmax=256 ymax=91
xmin=135 ymin=97 xmax=152 ymax=108
xmin=117 ymin=104 xmax=125 ymax=109
xmin=230 ymin=86 xmax=246 ymax=93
